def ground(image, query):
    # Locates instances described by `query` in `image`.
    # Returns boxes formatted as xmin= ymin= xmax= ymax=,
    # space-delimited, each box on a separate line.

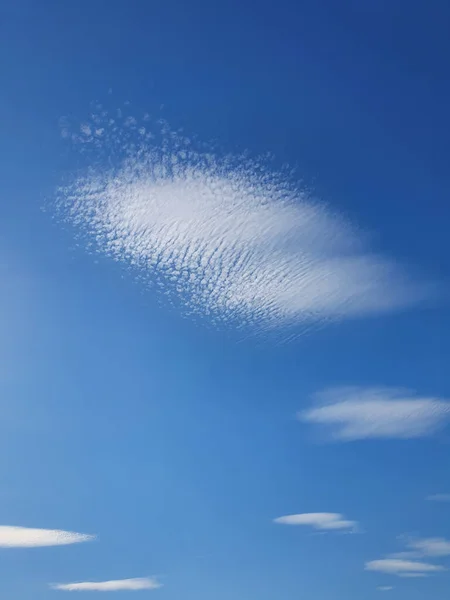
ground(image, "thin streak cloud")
xmin=408 ymin=537 xmax=450 ymax=557
xmin=365 ymin=559 xmax=445 ymax=577
xmin=51 ymin=577 xmax=162 ymax=592
xmin=274 ymin=512 xmax=357 ymax=531
xmin=0 ymin=526 xmax=94 ymax=548
xmin=299 ymin=387 xmax=450 ymax=440
xmin=55 ymin=106 xmax=431 ymax=334
xmin=427 ymin=493 xmax=450 ymax=502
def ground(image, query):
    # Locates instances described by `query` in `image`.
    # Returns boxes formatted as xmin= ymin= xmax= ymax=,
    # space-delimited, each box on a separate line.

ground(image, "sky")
xmin=1 ymin=0 xmax=450 ymax=598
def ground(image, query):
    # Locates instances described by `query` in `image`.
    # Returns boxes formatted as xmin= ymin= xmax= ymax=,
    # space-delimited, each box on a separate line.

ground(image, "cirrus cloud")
xmin=274 ymin=512 xmax=357 ymax=532
xmin=55 ymin=107 xmax=432 ymax=335
xmin=51 ymin=577 xmax=162 ymax=592
xmin=0 ymin=526 xmax=94 ymax=548
xmin=299 ymin=387 xmax=450 ymax=441
xmin=365 ymin=558 xmax=445 ymax=577
xmin=427 ymin=493 xmax=450 ymax=502
xmin=407 ymin=537 xmax=450 ymax=557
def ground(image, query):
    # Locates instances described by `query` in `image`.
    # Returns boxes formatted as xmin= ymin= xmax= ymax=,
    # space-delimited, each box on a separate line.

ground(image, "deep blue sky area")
xmin=1 ymin=1 xmax=450 ymax=599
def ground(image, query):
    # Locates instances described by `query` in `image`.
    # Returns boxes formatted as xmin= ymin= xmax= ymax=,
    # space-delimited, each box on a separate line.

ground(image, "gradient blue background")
xmin=1 ymin=0 xmax=449 ymax=598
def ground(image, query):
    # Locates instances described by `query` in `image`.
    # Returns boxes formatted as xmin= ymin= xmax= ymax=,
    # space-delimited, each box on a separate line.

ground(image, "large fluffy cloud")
xmin=55 ymin=107 xmax=431 ymax=334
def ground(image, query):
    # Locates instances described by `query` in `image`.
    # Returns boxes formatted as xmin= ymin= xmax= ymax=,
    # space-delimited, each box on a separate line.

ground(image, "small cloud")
xmin=0 ymin=526 xmax=94 ymax=548
xmin=274 ymin=512 xmax=357 ymax=532
xmin=377 ymin=586 xmax=393 ymax=591
xmin=408 ymin=537 xmax=450 ymax=557
xmin=299 ymin=387 xmax=450 ymax=441
xmin=369 ymin=535 xmax=450 ymax=579
xmin=365 ymin=559 xmax=445 ymax=577
xmin=51 ymin=577 xmax=162 ymax=592
xmin=427 ymin=493 xmax=450 ymax=502
xmin=80 ymin=123 xmax=92 ymax=136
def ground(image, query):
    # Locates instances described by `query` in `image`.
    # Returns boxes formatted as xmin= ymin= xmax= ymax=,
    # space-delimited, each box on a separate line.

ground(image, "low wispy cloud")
xmin=0 ymin=526 xmax=94 ymax=548
xmin=274 ymin=512 xmax=357 ymax=532
xmin=407 ymin=537 xmax=450 ymax=557
xmin=299 ymin=387 xmax=450 ymax=441
xmin=377 ymin=586 xmax=394 ymax=591
xmin=367 ymin=536 xmax=450 ymax=579
xmin=366 ymin=558 xmax=444 ymax=577
xmin=51 ymin=577 xmax=162 ymax=592
xmin=427 ymin=493 xmax=450 ymax=502
xmin=55 ymin=106 xmax=431 ymax=335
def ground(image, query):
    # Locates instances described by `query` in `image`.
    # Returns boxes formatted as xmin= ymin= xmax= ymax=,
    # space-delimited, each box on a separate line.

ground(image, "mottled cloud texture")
xmin=55 ymin=105 xmax=431 ymax=334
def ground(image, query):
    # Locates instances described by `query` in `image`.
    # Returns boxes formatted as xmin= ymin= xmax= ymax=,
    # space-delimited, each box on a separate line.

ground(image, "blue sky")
xmin=1 ymin=0 xmax=450 ymax=598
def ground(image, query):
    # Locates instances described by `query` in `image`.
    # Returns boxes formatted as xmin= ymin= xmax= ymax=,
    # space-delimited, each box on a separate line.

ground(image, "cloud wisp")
xmin=367 ymin=536 xmax=450 ymax=580
xmin=377 ymin=586 xmax=394 ymax=591
xmin=55 ymin=106 xmax=431 ymax=335
xmin=406 ymin=537 xmax=450 ymax=557
xmin=365 ymin=558 xmax=444 ymax=578
xmin=51 ymin=577 xmax=162 ymax=592
xmin=427 ymin=493 xmax=450 ymax=502
xmin=0 ymin=526 xmax=94 ymax=548
xmin=299 ymin=387 xmax=450 ymax=441
xmin=274 ymin=512 xmax=357 ymax=532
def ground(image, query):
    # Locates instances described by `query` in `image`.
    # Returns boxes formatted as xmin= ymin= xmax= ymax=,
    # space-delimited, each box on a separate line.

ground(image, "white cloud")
xmin=0 ymin=526 xmax=94 ymax=548
xmin=427 ymin=493 xmax=450 ymax=502
xmin=408 ymin=537 xmax=450 ymax=557
xmin=51 ymin=577 xmax=162 ymax=592
xmin=274 ymin=512 xmax=357 ymax=532
xmin=365 ymin=559 xmax=445 ymax=577
xmin=377 ymin=587 xmax=393 ymax=591
xmin=368 ymin=536 xmax=450 ymax=581
xmin=55 ymin=109 xmax=431 ymax=334
xmin=299 ymin=387 xmax=450 ymax=440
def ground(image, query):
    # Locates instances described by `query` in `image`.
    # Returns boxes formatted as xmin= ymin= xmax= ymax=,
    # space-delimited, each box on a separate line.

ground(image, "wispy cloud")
xmin=367 ymin=536 xmax=450 ymax=579
xmin=377 ymin=586 xmax=393 ymax=591
xmin=407 ymin=537 xmax=450 ymax=557
xmin=274 ymin=512 xmax=357 ymax=532
xmin=0 ymin=526 xmax=94 ymax=548
xmin=427 ymin=493 xmax=450 ymax=502
xmin=365 ymin=558 xmax=445 ymax=577
xmin=299 ymin=387 xmax=450 ymax=440
xmin=51 ymin=577 xmax=162 ymax=592
xmin=55 ymin=107 xmax=431 ymax=334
